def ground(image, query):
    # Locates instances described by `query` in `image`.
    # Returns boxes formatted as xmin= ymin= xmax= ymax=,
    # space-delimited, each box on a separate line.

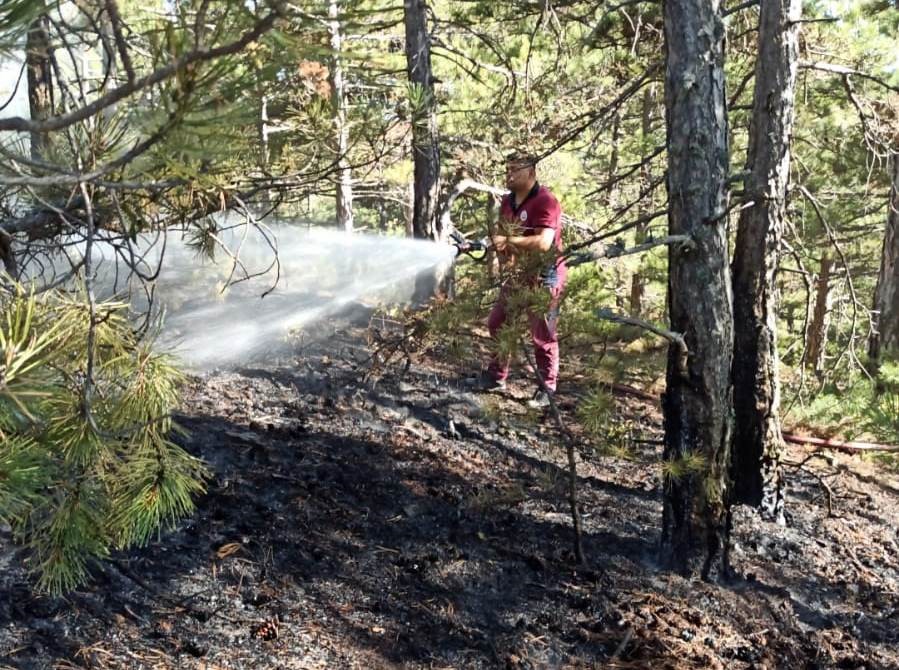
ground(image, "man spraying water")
xmin=480 ymin=151 xmax=567 ymax=408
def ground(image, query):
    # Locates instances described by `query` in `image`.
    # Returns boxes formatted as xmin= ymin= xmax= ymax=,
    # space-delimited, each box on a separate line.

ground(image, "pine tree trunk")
xmin=26 ymin=6 xmax=52 ymax=161
xmin=628 ymin=271 xmax=645 ymax=317
xmin=607 ymin=110 xmax=621 ymax=209
xmin=729 ymin=0 xmax=800 ymax=524
xmin=403 ymin=0 xmax=440 ymax=241
xmin=404 ymin=179 xmax=414 ymax=237
xmin=258 ymin=93 xmax=273 ymax=211
xmin=329 ymin=0 xmax=354 ymax=233
xmin=96 ymin=2 xmax=117 ymax=92
xmin=807 ymin=252 xmax=833 ymax=376
xmin=629 ymin=84 xmax=656 ymax=318
xmin=660 ymin=0 xmax=733 ymax=577
xmin=404 ymin=0 xmax=447 ymax=303
xmin=377 ymin=197 xmax=389 ymax=231
xmin=869 ymin=154 xmax=899 ymax=366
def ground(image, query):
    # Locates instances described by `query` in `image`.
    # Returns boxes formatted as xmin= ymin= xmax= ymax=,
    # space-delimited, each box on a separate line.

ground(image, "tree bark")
xmin=257 ymin=92 xmax=273 ymax=210
xmin=94 ymin=1 xmax=117 ymax=93
xmin=869 ymin=153 xmax=899 ymax=367
xmin=807 ymin=252 xmax=833 ymax=375
xmin=403 ymin=0 xmax=441 ymax=241
xmin=404 ymin=0 xmax=447 ymax=303
xmin=404 ymin=178 xmax=414 ymax=238
xmin=329 ymin=0 xmax=354 ymax=233
xmin=729 ymin=0 xmax=800 ymax=524
xmin=26 ymin=5 xmax=53 ymax=160
xmin=629 ymin=84 xmax=657 ymax=318
xmin=607 ymin=110 xmax=621 ymax=209
xmin=660 ymin=0 xmax=733 ymax=577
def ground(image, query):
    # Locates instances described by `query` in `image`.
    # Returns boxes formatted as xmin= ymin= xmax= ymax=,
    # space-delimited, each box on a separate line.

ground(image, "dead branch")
xmin=538 ymin=61 xmax=663 ymax=160
xmin=800 ymin=61 xmax=899 ymax=95
xmin=584 ymin=144 xmax=666 ymax=200
xmin=1 ymin=111 xmax=181 ymax=187
xmin=723 ymin=0 xmax=759 ymax=17
xmin=783 ymin=432 xmax=899 ymax=453
xmin=564 ymin=208 xmax=669 ymax=255
xmin=783 ymin=456 xmax=836 ymax=516
xmin=567 ymin=233 xmax=694 ymax=264
xmin=841 ymin=75 xmax=894 ymax=159
xmin=595 ymin=307 xmax=688 ymax=376
xmin=797 ymin=184 xmax=873 ymax=380
xmin=104 ymin=0 xmax=136 ymax=84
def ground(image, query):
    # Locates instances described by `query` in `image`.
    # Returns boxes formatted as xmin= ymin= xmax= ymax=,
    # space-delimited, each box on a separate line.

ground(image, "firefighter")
xmin=481 ymin=151 xmax=567 ymax=408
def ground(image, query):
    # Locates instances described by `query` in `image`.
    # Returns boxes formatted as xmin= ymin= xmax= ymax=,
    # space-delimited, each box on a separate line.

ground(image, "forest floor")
xmin=2 ymin=311 xmax=899 ymax=670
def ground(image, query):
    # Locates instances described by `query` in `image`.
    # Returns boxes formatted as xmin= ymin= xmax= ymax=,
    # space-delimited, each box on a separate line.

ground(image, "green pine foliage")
xmin=0 ymin=288 xmax=207 ymax=594
xmin=789 ymin=362 xmax=899 ymax=454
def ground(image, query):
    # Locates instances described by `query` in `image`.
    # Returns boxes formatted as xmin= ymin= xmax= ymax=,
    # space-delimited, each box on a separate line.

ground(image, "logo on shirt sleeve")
xmin=519 ymin=211 xmax=528 ymax=222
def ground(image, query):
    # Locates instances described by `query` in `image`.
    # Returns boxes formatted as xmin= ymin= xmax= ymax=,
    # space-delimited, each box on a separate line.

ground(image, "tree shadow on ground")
xmin=1 ymin=399 xmax=645 ymax=668
xmin=3 ymin=341 xmax=897 ymax=669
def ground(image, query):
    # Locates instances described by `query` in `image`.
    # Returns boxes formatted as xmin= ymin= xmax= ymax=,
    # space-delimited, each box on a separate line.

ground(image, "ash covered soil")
xmin=2 ymin=319 xmax=899 ymax=670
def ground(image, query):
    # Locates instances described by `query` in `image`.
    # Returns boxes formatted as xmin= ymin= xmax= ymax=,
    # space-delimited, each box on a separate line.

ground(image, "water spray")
xmin=31 ymin=222 xmax=455 ymax=370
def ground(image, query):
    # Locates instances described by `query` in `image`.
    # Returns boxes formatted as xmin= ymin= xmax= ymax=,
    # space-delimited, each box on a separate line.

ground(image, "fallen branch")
xmin=782 ymin=457 xmax=836 ymax=517
xmin=609 ymin=627 xmax=634 ymax=663
xmin=783 ymin=432 xmax=899 ymax=453
xmin=610 ymin=383 xmax=657 ymax=403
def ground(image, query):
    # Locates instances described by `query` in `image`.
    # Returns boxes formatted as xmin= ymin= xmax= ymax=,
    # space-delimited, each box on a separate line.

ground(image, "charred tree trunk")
xmin=729 ymin=0 xmax=800 ymax=524
xmin=660 ymin=0 xmax=733 ymax=577
xmin=26 ymin=5 xmax=53 ymax=160
xmin=807 ymin=252 xmax=833 ymax=375
xmin=403 ymin=0 xmax=440 ymax=241
xmin=329 ymin=0 xmax=354 ymax=233
xmin=869 ymin=154 xmax=899 ymax=367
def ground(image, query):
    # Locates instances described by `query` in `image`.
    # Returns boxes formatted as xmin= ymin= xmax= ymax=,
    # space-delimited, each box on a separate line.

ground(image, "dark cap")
xmin=505 ymin=151 xmax=538 ymax=167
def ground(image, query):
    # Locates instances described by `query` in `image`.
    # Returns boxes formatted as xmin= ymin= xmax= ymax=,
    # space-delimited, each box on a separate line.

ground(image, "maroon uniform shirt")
xmin=499 ymin=183 xmax=567 ymax=288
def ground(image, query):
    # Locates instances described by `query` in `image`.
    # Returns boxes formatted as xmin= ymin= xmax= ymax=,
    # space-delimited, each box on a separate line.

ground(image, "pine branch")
xmin=0 ymin=6 xmax=283 ymax=134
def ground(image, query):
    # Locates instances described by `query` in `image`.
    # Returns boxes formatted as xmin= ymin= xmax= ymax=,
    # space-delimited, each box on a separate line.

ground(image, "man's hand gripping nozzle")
xmin=449 ymin=230 xmax=490 ymax=261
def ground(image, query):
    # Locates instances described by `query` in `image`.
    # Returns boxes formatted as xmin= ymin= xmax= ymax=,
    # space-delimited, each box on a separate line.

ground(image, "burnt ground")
xmin=2 ymin=318 xmax=899 ymax=670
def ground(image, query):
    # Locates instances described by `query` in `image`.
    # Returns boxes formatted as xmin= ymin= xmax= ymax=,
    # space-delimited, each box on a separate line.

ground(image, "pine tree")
xmin=0 ymin=289 xmax=206 ymax=593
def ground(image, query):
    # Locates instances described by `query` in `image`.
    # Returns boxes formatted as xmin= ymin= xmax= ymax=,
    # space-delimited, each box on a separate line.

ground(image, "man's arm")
xmin=492 ymin=226 xmax=555 ymax=253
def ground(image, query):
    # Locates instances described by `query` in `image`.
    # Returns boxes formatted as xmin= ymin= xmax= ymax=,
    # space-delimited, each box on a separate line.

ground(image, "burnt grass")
xmin=2 ymin=320 xmax=899 ymax=669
